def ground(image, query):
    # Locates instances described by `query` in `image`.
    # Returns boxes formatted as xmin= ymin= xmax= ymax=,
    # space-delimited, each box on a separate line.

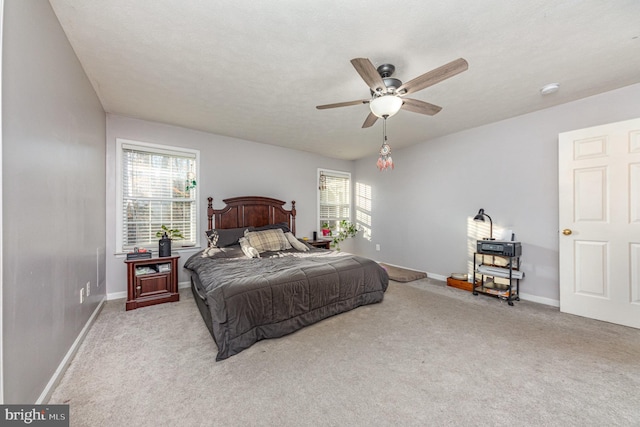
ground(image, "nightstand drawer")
xmin=136 ymin=274 xmax=171 ymax=298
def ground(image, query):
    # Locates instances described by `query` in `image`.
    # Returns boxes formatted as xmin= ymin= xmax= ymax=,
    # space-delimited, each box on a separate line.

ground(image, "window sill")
xmin=115 ymin=246 xmax=202 ymax=257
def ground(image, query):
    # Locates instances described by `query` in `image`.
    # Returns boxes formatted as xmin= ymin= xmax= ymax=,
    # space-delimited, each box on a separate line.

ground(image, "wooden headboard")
xmin=207 ymin=196 xmax=296 ymax=235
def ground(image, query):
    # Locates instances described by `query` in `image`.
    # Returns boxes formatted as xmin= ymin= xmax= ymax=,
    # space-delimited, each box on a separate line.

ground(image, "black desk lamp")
xmin=473 ymin=208 xmax=494 ymax=240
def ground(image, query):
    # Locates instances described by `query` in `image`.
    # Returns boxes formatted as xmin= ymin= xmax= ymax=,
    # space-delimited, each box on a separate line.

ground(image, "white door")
xmin=559 ymin=117 xmax=640 ymax=328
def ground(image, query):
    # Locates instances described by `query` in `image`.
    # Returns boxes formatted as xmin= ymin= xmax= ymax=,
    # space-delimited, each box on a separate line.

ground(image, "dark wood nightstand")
xmin=124 ymin=254 xmax=180 ymax=310
xmin=306 ymin=239 xmax=332 ymax=249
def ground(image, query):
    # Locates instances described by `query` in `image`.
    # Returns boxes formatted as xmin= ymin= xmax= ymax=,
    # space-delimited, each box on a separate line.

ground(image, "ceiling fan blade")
xmin=362 ymin=112 xmax=378 ymax=128
xmin=397 ymin=58 xmax=468 ymax=95
xmin=316 ymin=99 xmax=369 ymax=110
xmin=351 ymin=58 xmax=387 ymax=94
xmin=401 ymin=98 xmax=443 ymax=116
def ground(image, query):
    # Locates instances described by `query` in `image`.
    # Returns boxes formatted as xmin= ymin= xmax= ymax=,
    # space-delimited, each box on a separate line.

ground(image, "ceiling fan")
xmin=316 ymin=57 xmax=468 ymax=128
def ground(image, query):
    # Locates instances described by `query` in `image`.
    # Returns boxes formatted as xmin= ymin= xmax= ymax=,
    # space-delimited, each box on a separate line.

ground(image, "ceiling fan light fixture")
xmin=316 ymin=57 xmax=468 ymax=127
xmin=369 ymin=95 xmax=403 ymax=118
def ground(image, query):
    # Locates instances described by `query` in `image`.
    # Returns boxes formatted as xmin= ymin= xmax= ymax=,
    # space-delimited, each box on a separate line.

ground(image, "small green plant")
xmin=155 ymin=225 xmax=184 ymax=240
xmin=331 ymin=220 xmax=359 ymax=251
xmin=321 ymin=221 xmax=334 ymax=236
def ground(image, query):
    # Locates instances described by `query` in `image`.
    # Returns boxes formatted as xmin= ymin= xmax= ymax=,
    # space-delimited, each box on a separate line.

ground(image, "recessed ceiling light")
xmin=540 ymin=83 xmax=560 ymax=95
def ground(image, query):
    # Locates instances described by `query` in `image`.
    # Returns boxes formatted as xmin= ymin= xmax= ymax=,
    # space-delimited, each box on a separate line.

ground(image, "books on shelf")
xmin=135 ymin=266 xmax=157 ymax=275
xmin=475 ymin=286 xmax=515 ymax=298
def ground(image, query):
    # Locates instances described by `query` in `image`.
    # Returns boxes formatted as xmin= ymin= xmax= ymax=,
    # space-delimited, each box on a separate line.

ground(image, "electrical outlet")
xmin=376 ymin=244 xmax=381 ymax=251
xmin=80 ymin=288 xmax=85 ymax=304
xmin=86 ymin=281 xmax=91 ymax=297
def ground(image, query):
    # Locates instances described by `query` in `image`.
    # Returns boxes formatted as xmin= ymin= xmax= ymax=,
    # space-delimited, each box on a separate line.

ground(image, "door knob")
xmin=562 ymin=229 xmax=572 ymax=235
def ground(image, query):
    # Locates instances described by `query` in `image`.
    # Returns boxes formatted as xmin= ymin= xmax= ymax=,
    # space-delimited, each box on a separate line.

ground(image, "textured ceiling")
xmin=49 ymin=0 xmax=640 ymax=160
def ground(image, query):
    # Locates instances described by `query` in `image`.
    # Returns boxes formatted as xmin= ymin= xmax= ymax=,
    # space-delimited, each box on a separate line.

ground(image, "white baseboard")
xmin=37 ymin=296 xmax=106 ymax=404
xmin=518 ymin=292 xmax=560 ymax=307
xmin=426 ymin=272 xmax=448 ymax=282
xmin=106 ymin=291 xmax=127 ymax=301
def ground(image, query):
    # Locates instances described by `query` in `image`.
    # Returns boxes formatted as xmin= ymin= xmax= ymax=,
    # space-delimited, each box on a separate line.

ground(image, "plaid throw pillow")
xmin=244 ymin=228 xmax=292 ymax=253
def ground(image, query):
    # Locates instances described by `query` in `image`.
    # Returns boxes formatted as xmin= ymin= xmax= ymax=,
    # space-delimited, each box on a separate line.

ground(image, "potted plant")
xmin=331 ymin=220 xmax=359 ymax=251
xmin=156 ymin=225 xmax=184 ymax=257
xmin=321 ymin=222 xmax=334 ymax=237
xmin=155 ymin=225 xmax=184 ymax=240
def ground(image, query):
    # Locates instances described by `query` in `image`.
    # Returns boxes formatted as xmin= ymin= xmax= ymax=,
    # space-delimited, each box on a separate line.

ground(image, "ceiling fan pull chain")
xmin=382 ymin=116 xmax=391 ymax=145
xmin=377 ymin=117 xmax=394 ymax=171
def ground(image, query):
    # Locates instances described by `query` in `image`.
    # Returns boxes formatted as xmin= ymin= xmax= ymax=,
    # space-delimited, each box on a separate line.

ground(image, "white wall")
xmin=355 ymin=83 xmax=640 ymax=305
xmin=0 ymin=0 xmax=5 ymax=405
xmin=2 ymin=0 xmax=106 ymax=403
xmin=105 ymin=115 xmax=354 ymax=297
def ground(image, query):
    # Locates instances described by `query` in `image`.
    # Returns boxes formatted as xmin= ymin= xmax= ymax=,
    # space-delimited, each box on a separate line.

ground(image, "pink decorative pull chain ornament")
xmin=377 ymin=117 xmax=394 ymax=171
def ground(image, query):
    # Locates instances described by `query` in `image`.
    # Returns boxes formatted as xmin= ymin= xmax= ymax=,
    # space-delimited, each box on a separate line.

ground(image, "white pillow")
xmin=239 ymin=237 xmax=260 ymax=258
xmin=285 ymin=232 xmax=310 ymax=251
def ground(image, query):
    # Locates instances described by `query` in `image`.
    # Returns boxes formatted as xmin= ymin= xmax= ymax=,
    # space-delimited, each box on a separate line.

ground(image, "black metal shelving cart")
xmin=472 ymin=251 xmax=523 ymax=306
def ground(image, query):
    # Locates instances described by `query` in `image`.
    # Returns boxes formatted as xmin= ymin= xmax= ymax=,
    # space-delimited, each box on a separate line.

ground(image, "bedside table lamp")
xmin=473 ymin=208 xmax=494 ymax=240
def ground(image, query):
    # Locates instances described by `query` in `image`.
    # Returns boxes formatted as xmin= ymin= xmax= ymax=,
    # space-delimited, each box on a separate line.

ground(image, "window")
xmin=318 ymin=169 xmax=351 ymax=232
xmin=116 ymin=139 xmax=199 ymax=253
xmin=355 ymin=182 xmax=372 ymax=240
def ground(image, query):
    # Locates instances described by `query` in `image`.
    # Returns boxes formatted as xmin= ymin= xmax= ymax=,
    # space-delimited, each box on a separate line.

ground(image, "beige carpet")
xmin=379 ymin=263 xmax=427 ymax=282
xmin=49 ymin=279 xmax=640 ymax=426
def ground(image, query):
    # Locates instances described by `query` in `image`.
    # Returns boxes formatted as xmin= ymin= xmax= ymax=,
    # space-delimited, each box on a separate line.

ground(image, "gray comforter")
xmin=184 ymin=247 xmax=389 ymax=360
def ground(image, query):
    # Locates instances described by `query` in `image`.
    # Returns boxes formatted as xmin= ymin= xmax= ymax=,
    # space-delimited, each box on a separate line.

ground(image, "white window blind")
xmin=118 ymin=141 xmax=198 ymax=252
xmin=319 ymin=169 xmax=351 ymax=231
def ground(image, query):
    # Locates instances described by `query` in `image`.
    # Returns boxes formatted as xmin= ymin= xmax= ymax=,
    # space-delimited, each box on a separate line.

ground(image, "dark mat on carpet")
xmin=379 ymin=263 xmax=427 ymax=282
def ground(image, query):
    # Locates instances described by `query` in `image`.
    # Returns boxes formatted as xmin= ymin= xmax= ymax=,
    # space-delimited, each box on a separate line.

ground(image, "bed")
xmin=184 ymin=196 xmax=389 ymax=360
